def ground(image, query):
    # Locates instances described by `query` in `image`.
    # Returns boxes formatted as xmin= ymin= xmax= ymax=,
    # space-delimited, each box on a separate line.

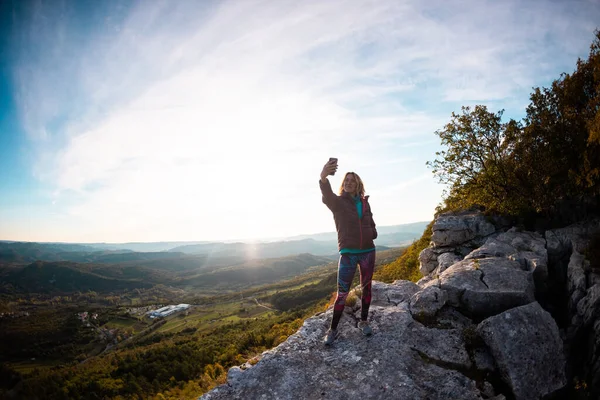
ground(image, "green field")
xmin=104 ymin=318 xmax=138 ymax=329
xmin=150 ymin=299 xmax=274 ymax=335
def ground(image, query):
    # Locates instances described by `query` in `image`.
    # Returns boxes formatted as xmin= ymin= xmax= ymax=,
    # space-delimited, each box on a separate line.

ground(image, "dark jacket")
xmin=319 ymin=179 xmax=377 ymax=251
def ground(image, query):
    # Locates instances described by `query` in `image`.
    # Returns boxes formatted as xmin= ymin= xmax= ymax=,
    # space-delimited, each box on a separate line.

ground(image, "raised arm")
xmin=319 ymin=160 xmax=338 ymax=211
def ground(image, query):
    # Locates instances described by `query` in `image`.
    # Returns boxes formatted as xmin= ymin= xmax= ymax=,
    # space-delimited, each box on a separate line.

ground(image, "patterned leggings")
xmin=331 ymin=251 xmax=375 ymax=329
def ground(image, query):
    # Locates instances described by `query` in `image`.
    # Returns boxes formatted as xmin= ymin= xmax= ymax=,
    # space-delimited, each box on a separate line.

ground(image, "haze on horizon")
xmin=0 ymin=0 xmax=599 ymax=243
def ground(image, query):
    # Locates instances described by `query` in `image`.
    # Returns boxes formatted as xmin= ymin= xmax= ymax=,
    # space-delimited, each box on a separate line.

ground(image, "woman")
xmin=319 ymin=158 xmax=377 ymax=345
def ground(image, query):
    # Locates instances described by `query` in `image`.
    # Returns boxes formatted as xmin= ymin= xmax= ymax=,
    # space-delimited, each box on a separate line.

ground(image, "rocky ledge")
xmin=200 ymin=211 xmax=600 ymax=400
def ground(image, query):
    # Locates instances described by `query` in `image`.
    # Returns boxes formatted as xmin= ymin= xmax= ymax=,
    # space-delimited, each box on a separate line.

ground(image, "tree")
xmin=427 ymin=105 xmax=521 ymax=214
xmin=429 ymin=30 xmax=600 ymax=223
xmin=514 ymin=29 xmax=600 ymax=218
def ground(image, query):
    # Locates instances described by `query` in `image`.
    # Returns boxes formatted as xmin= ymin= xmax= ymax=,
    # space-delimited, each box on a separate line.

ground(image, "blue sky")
xmin=1 ymin=0 xmax=599 ymax=243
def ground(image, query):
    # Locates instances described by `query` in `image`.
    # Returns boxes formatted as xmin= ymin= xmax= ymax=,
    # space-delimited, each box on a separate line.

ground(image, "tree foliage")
xmin=429 ymin=30 xmax=600 ymax=224
xmin=374 ymin=222 xmax=433 ymax=283
xmin=8 ymin=306 xmax=314 ymax=400
xmin=427 ymin=106 xmax=522 ymax=214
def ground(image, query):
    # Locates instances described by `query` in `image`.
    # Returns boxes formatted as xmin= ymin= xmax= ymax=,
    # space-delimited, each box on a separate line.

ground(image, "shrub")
xmin=374 ymin=221 xmax=433 ymax=283
xmin=345 ymin=292 xmax=358 ymax=308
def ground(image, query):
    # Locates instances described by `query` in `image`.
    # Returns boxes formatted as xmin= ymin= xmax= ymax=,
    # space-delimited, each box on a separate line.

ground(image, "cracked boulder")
xmin=576 ymin=283 xmax=600 ymax=327
xmin=494 ymin=229 xmax=546 ymax=257
xmin=431 ymin=210 xmax=496 ymax=248
xmin=495 ymin=229 xmax=548 ymax=285
xmin=439 ymin=258 xmax=535 ymax=318
xmin=476 ymin=302 xmax=566 ymax=400
xmin=464 ymin=238 xmax=517 ymax=261
xmin=370 ymin=280 xmax=419 ymax=307
xmin=409 ymin=285 xmax=447 ymax=319
xmin=465 ymin=230 xmax=548 ymax=288
xmin=419 ymin=247 xmax=439 ymax=276
xmin=546 ymin=219 xmax=600 ymax=256
xmin=437 ymin=252 xmax=463 ymax=274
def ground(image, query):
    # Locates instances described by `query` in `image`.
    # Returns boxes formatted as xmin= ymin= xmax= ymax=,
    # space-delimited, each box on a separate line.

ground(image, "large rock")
xmin=418 ymin=247 xmax=438 ymax=276
xmin=495 ymin=229 xmax=546 ymax=257
xmin=546 ymin=219 xmax=600 ymax=256
xmin=439 ymin=258 xmax=535 ymax=318
xmin=431 ymin=210 xmax=495 ymax=248
xmin=436 ymin=252 xmax=463 ymax=273
xmin=465 ymin=231 xmax=549 ymax=287
xmin=476 ymin=302 xmax=566 ymax=400
xmin=409 ymin=285 xmax=447 ymax=319
xmin=370 ymin=280 xmax=420 ymax=307
xmin=543 ymin=220 xmax=600 ymax=398
xmin=201 ymin=301 xmax=482 ymax=400
xmin=576 ymin=283 xmax=600 ymax=327
xmin=464 ymin=238 xmax=517 ymax=260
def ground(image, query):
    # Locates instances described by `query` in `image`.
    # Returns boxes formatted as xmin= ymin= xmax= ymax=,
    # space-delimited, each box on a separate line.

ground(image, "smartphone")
xmin=328 ymin=157 xmax=338 ymax=175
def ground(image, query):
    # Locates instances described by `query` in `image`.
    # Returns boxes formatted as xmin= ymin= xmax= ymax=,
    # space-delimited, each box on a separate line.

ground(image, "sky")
xmin=0 ymin=0 xmax=599 ymax=243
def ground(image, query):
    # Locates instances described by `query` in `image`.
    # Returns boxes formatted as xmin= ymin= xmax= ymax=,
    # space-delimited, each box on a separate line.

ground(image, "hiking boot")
xmin=358 ymin=320 xmax=372 ymax=336
xmin=323 ymin=328 xmax=338 ymax=345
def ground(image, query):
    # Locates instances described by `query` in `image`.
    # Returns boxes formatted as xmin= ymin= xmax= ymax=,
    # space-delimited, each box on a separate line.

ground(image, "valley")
xmin=0 ymin=236 xmax=411 ymax=399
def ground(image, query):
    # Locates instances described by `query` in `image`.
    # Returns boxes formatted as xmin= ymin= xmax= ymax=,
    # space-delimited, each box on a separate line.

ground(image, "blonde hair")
xmin=338 ymin=172 xmax=365 ymax=197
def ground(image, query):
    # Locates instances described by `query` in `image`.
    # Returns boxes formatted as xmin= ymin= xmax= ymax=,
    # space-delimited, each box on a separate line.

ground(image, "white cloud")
xmin=9 ymin=0 xmax=600 ymax=241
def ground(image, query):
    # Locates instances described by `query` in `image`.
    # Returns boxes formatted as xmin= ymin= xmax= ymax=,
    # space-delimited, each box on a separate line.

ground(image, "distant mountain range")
xmin=0 ymin=221 xmax=429 ymax=295
xmin=0 ymin=221 xmax=429 ymax=257
xmin=0 ymin=252 xmax=338 ymax=294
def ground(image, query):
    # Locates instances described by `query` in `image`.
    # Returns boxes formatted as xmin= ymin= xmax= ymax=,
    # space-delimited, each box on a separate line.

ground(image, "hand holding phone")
xmin=327 ymin=158 xmax=338 ymax=176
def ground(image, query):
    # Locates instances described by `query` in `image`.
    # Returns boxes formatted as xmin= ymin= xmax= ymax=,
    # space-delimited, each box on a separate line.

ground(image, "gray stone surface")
xmin=464 ymin=238 xmax=517 ymax=260
xmin=439 ymin=258 xmax=535 ymax=318
xmin=576 ymin=283 xmax=600 ymax=327
xmin=408 ymin=320 xmax=472 ymax=370
xmin=480 ymin=381 xmax=496 ymax=398
xmin=517 ymin=251 xmax=548 ymax=285
xmin=370 ymin=280 xmax=420 ymax=307
xmin=200 ymin=302 xmax=482 ymax=400
xmin=465 ymin=232 xmax=549 ymax=289
xmin=437 ymin=252 xmax=463 ymax=273
xmin=434 ymin=306 xmax=474 ymax=330
xmin=495 ymin=229 xmax=546 ymax=257
xmin=416 ymin=274 xmax=436 ymax=287
xmin=418 ymin=246 xmax=438 ymax=276
xmin=431 ymin=211 xmax=495 ymax=247
xmin=201 ymin=279 xmax=558 ymax=400
xmin=409 ymin=285 xmax=447 ymax=319
xmin=546 ymin=219 xmax=600 ymax=255
xmin=590 ymin=271 xmax=600 ymax=288
xmin=472 ymin=347 xmax=495 ymax=373
xmin=476 ymin=302 xmax=566 ymax=400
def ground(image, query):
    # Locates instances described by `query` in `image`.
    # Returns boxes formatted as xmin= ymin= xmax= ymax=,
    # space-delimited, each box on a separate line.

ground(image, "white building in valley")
xmin=147 ymin=304 xmax=190 ymax=318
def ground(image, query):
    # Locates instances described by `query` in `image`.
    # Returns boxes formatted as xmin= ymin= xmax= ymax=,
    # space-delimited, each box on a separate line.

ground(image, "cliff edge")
xmin=200 ymin=211 xmax=600 ymax=400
